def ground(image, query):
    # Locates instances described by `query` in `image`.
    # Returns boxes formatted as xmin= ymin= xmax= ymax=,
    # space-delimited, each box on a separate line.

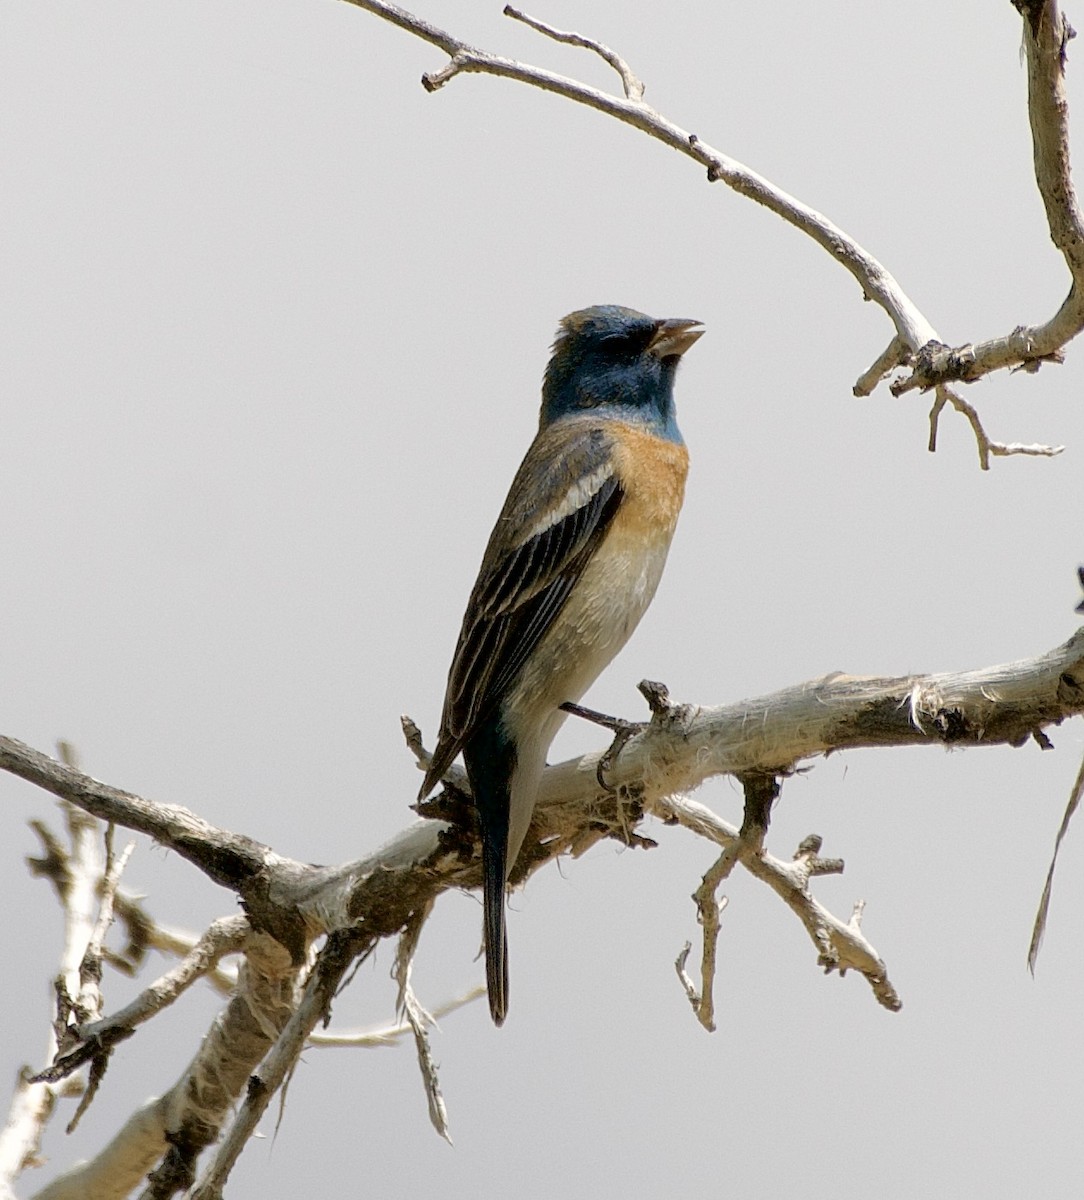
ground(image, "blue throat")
xmin=541 ymin=355 xmax=684 ymax=445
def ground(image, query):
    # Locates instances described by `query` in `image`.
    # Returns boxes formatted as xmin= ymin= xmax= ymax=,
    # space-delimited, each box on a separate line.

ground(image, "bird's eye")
xmin=597 ymin=330 xmax=644 ymax=356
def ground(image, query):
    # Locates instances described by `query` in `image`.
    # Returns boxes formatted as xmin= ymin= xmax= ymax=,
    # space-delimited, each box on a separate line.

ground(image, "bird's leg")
xmin=559 ymin=700 xmax=645 ymax=792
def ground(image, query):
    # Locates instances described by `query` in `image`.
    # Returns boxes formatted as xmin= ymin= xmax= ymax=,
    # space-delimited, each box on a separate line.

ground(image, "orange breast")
xmin=608 ymin=423 xmax=689 ymax=538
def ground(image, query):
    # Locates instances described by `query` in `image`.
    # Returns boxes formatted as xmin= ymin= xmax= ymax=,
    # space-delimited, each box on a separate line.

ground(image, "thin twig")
xmin=309 ymin=986 xmax=485 ymax=1047
xmin=393 ymin=904 xmax=453 ymax=1143
xmin=77 ymin=917 xmax=250 ymax=1048
xmin=674 ymin=942 xmax=700 ymax=1012
xmin=74 ymin=839 xmax=134 ymax=1030
xmin=504 ymin=5 xmax=645 ymax=100
xmin=59 ymin=839 xmax=135 ymax=1133
xmin=116 ymin=907 xmax=240 ymax=995
xmin=931 ymin=384 xmax=1063 ymax=470
xmin=690 ymin=864 xmax=733 ymax=1032
xmin=1028 ymin=746 xmax=1084 ymax=972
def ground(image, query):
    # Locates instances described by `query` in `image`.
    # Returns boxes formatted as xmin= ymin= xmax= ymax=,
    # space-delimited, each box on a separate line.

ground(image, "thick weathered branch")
xmin=35 ymin=931 xmax=301 ymax=1200
xmin=189 ymin=928 xmax=370 ymax=1199
xmin=5 ymin=627 xmax=1082 ymax=1191
xmin=5 ymin=630 xmax=1083 ymax=944
xmin=536 ymin=628 xmax=1084 ymax=808
xmin=1 ymin=744 xmax=277 ymax=889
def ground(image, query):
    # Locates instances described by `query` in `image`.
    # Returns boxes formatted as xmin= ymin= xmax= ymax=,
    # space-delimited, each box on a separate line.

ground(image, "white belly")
xmin=500 ymin=522 xmax=676 ymax=870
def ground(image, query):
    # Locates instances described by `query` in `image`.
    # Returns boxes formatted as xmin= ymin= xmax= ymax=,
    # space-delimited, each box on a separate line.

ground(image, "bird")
xmin=418 ymin=305 xmax=703 ymax=1024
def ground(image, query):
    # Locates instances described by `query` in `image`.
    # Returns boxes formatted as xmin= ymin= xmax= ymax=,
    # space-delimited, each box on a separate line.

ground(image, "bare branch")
xmin=892 ymin=2 xmax=1084 ymax=392
xmin=114 ymin=907 xmax=240 ymax=996
xmin=340 ymin=0 xmax=462 ymax=55
xmin=743 ymin=841 xmax=900 ymax=1012
xmin=0 ymin=742 xmax=281 ymax=889
xmin=346 ymin=0 xmax=937 ymax=353
xmin=31 ymin=932 xmax=301 ymax=1200
xmin=74 ymin=917 xmax=250 ymax=1052
xmin=347 ymin=0 xmax=1084 ymax=460
xmin=4 ymin=631 xmax=1084 ymax=946
xmin=393 ymin=904 xmax=453 ymax=1143
xmin=30 ymin=913 xmax=250 ymax=1156
xmin=74 ymin=840 xmax=134 ymax=1030
xmin=539 ymin=629 xmax=1084 ymax=807
xmin=690 ymin=865 xmax=733 ymax=1032
xmin=682 ymin=774 xmax=779 ymax=1031
xmin=674 ymin=942 xmax=701 ymax=1013
xmin=33 ymin=1098 xmax=170 ymax=1200
xmin=4 ymin=627 xmax=1082 ymax=1182
xmin=0 ymin=781 xmax=105 ymax=1195
xmin=927 ymin=387 xmax=950 ymax=453
xmin=656 ymin=794 xmax=900 ymax=1012
xmin=928 ymin=384 xmax=1064 ymax=469
xmin=60 ymin=840 xmax=135 ymax=1134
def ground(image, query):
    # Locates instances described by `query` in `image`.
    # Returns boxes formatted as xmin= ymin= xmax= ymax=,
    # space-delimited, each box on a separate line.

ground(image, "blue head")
xmin=540 ymin=305 xmax=703 ymax=443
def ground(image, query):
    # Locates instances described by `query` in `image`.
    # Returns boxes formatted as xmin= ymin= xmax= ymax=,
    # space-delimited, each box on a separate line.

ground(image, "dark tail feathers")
xmin=482 ymin=832 xmax=509 ymax=1025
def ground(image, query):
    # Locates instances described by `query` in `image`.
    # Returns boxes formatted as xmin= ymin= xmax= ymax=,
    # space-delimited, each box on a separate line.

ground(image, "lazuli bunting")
xmin=419 ymin=305 xmax=703 ymax=1024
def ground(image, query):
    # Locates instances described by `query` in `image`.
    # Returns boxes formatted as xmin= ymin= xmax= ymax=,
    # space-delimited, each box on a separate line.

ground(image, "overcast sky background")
xmin=3 ymin=1 xmax=1084 ymax=1196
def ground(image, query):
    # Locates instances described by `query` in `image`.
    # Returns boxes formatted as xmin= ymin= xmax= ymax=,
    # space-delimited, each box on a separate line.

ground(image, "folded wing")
xmin=420 ymin=422 xmax=624 ymax=797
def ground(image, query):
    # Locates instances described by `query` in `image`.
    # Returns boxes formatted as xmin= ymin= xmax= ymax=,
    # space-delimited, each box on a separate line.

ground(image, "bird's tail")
xmin=482 ymin=829 xmax=509 ymax=1025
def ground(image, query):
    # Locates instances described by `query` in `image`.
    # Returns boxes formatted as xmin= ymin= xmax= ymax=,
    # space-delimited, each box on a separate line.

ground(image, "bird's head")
xmin=540 ymin=305 xmax=704 ymax=441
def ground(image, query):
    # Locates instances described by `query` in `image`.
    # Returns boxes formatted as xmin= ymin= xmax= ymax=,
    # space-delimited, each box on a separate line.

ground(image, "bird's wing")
xmin=420 ymin=421 xmax=623 ymax=796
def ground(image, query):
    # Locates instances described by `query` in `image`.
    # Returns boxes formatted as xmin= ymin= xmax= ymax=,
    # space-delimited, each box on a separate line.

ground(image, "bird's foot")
xmin=559 ymin=700 xmax=645 ymax=792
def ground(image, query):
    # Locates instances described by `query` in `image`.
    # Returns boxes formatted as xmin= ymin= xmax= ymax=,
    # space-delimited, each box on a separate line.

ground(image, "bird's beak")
xmin=648 ymin=318 xmax=705 ymax=359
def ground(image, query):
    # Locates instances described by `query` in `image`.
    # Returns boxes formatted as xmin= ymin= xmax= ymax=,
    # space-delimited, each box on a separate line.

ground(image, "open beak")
xmin=648 ymin=318 xmax=705 ymax=359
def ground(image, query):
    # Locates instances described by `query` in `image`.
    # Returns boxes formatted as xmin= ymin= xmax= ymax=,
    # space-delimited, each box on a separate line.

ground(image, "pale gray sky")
xmin=3 ymin=2 xmax=1083 ymax=1197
